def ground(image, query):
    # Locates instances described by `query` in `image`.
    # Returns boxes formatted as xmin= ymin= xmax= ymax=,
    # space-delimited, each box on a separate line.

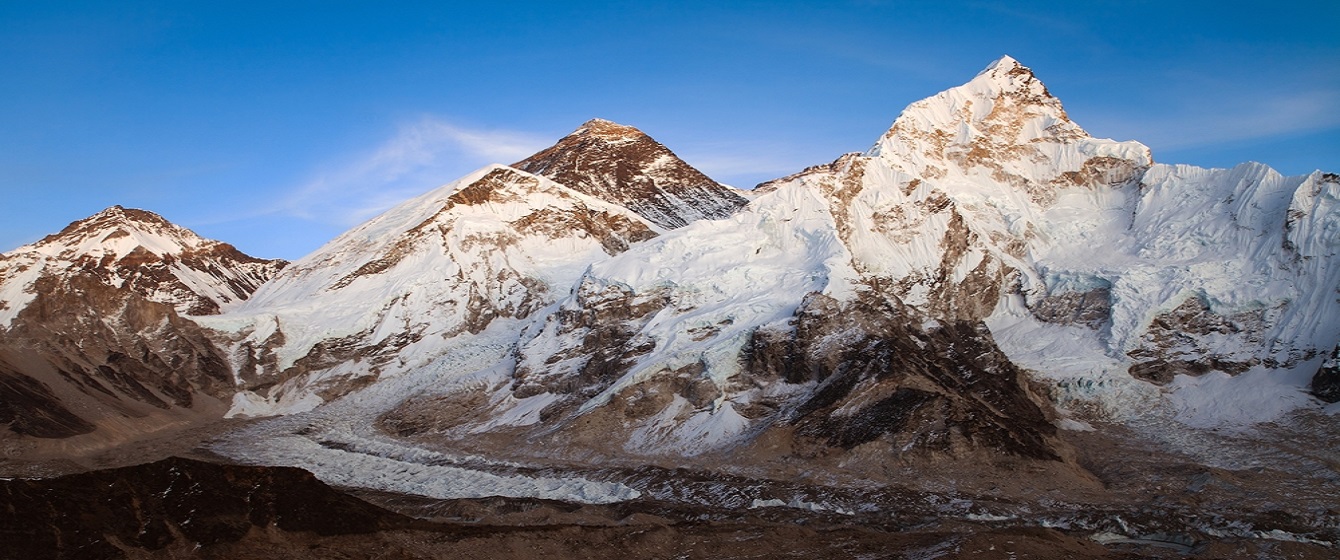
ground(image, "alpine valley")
xmin=3 ymin=57 xmax=1338 ymax=559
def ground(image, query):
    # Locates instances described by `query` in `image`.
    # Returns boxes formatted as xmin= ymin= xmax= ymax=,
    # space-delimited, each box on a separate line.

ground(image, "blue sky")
xmin=3 ymin=1 xmax=1337 ymax=259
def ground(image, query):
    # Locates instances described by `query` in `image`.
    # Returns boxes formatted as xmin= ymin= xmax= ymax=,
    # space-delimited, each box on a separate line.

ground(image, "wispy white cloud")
xmin=1081 ymin=89 xmax=1340 ymax=151
xmin=271 ymin=117 xmax=550 ymax=225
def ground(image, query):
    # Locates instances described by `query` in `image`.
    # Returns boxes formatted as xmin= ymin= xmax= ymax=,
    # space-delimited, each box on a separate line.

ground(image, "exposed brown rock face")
xmin=0 ymin=274 xmax=235 ymax=439
xmin=514 ymin=119 xmax=749 ymax=229
xmin=1126 ymin=296 xmax=1263 ymax=384
xmin=1050 ymin=156 xmax=1146 ymax=190
xmin=774 ymin=293 xmax=1063 ymax=461
xmin=1030 ymin=288 xmax=1112 ymax=330
xmin=0 ymin=366 xmax=95 ymax=438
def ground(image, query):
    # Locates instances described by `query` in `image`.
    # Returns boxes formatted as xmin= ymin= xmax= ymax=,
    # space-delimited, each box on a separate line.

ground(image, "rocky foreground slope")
xmin=4 ymin=454 xmax=1335 ymax=559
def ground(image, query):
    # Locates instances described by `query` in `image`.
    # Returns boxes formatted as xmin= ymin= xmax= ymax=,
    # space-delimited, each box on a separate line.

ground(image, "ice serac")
xmin=0 ymin=207 xmax=286 ymax=440
xmin=216 ymin=164 xmax=661 ymax=415
xmin=513 ymin=118 xmax=749 ymax=229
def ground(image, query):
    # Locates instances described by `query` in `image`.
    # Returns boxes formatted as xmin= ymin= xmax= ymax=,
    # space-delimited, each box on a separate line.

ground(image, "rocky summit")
xmin=2 ymin=57 xmax=1338 ymax=559
xmin=513 ymin=118 xmax=749 ymax=229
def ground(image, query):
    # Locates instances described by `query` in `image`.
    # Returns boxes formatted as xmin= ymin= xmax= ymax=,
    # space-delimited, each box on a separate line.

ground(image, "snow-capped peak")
xmin=0 ymin=206 xmax=286 ymax=324
xmin=571 ymin=118 xmax=646 ymax=142
xmin=974 ymin=54 xmax=1042 ymax=91
xmin=868 ymin=56 xmax=1150 ymax=201
xmin=514 ymin=119 xmax=748 ymax=229
xmin=215 ymin=163 xmax=665 ymax=413
xmin=22 ymin=205 xmax=208 ymax=261
xmin=984 ymin=53 xmax=1022 ymax=69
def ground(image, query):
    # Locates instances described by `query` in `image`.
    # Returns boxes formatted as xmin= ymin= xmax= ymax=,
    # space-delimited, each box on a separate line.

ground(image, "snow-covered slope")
xmin=513 ymin=119 xmax=749 ymax=229
xmin=824 ymin=56 xmax=1337 ymax=425
xmin=213 ymin=119 xmax=757 ymax=417
xmin=209 ymin=164 xmax=661 ymax=415
xmin=169 ymin=57 xmax=1338 ymax=476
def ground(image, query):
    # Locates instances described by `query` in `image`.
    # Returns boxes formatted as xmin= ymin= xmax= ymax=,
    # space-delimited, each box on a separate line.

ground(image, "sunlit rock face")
xmin=513 ymin=118 xmax=748 ymax=229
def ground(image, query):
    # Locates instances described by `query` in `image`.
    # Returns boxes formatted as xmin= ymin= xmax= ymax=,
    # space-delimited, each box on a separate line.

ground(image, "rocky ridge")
xmin=0 ymin=456 xmax=418 ymax=559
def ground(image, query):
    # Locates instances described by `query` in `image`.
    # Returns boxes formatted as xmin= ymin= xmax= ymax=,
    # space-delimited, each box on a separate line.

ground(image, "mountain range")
xmin=2 ymin=56 xmax=1338 ymax=557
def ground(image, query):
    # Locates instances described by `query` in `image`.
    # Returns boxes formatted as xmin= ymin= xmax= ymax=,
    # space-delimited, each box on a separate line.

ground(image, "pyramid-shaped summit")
xmin=868 ymin=56 xmax=1151 ymax=202
xmin=513 ymin=118 xmax=748 ymax=229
